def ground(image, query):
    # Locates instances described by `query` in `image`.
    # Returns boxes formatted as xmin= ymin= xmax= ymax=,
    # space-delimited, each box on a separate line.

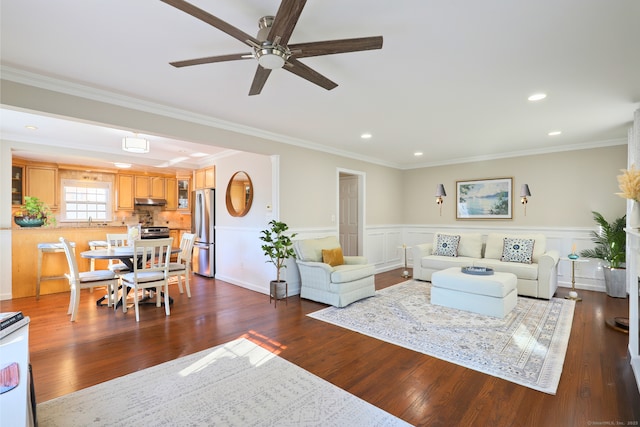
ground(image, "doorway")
xmin=338 ymin=170 xmax=364 ymax=256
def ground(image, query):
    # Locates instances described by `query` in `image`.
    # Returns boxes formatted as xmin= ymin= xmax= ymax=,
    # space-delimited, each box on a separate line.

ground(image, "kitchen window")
xmin=61 ymin=179 xmax=113 ymax=221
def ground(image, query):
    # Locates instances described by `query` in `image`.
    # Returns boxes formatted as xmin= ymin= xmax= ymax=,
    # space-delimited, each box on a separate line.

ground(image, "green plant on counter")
xmin=14 ymin=196 xmax=57 ymax=227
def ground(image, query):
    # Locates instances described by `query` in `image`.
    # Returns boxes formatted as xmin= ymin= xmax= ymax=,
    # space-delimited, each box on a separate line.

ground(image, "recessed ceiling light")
xmin=190 ymin=152 xmax=209 ymax=158
xmin=361 ymin=133 xmax=372 ymax=139
xmin=528 ymin=93 xmax=547 ymax=101
xmin=414 ymin=152 xmax=423 ymax=157
xmin=25 ymin=125 xmax=38 ymax=130
xmin=548 ymin=130 xmax=562 ymax=136
xmin=113 ymin=162 xmax=132 ymax=168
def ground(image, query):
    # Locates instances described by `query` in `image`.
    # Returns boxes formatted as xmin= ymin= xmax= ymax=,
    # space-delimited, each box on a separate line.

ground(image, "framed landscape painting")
xmin=456 ymin=177 xmax=513 ymax=219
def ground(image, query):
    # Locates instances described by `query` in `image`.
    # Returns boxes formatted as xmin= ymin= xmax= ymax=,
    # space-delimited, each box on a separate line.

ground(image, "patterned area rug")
xmin=308 ymin=280 xmax=575 ymax=394
xmin=37 ymin=338 xmax=410 ymax=426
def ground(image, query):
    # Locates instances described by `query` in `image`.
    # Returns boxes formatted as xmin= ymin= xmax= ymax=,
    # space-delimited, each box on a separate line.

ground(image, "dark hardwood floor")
xmin=2 ymin=269 xmax=639 ymax=426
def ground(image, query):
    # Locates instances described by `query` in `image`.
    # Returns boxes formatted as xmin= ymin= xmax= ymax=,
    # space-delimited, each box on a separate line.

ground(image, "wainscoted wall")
xmin=215 ymin=224 xmax=609 ymax=299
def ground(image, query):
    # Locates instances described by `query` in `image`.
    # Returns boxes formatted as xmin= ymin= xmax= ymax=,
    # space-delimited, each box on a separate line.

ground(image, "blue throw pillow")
xmin=434 ymin=234 xmax=460 ymax=257
xmin=501 ymin=237 xmax=535 ymax=264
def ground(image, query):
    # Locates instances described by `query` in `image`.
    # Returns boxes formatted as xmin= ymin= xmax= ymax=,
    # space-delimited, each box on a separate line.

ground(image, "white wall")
xmin=0 ymin=79 xmax=631 ymax=299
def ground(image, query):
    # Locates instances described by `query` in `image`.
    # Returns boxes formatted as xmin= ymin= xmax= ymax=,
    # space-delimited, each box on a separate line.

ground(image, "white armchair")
xmin=294 ymin=236 xmax=375 ymax=307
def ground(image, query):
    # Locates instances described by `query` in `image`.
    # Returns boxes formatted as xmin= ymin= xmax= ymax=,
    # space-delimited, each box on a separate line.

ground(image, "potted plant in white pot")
xmin=14 ymin=196 xmax=57 ymax=227
xmin=260 ymin=220 xmax=297 ymax=302
xmin=580 ymin=211 xmax=626 ymax=297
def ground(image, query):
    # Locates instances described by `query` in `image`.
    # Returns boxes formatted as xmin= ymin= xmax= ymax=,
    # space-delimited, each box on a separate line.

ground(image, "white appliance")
xmin=192 ymin=188 xmax=215 ymax=277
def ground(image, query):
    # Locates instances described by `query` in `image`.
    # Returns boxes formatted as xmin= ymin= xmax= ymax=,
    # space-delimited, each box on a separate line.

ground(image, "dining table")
xmin=81 ymin=246 xmax=181 ymax=307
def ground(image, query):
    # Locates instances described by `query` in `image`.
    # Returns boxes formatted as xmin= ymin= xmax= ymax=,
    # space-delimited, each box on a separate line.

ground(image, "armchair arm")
xmin=344 ymin=256 xmax=368 ymax=265
xmin=296 ymin=260 xmax=335 ymax=290
xmin=537 ymin=250 xmax=560 ymax=299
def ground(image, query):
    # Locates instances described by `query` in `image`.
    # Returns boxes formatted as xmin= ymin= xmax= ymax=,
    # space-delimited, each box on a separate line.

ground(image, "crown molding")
xmin=0 ymin=66 xmax=402 ymax=169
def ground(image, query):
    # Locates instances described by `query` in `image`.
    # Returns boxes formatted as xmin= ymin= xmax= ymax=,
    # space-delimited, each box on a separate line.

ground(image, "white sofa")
xmin=294 ymin=236 xmax=376 ymax=307
xmin=412 ymin=232 xmax=559 ymax=299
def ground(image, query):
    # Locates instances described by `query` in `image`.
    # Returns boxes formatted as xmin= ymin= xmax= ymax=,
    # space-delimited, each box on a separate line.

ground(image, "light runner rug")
xmin=308 ymin=280 xmax=575 ymax=395
xmin=37 ymin=338 xmax=410 ymax=427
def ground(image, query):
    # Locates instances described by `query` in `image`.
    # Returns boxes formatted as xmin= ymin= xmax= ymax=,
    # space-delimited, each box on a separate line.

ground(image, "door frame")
xmin=337 ymin=168 xmax=365 ymax=256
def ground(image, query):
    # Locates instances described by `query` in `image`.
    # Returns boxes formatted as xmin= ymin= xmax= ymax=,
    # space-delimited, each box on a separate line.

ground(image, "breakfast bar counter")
xmin=11 ymin=226 xmax=127 ymax=298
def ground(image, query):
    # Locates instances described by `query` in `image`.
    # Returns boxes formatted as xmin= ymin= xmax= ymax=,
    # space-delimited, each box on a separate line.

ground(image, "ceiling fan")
xmin=161 ymin=0 xmax=383 ymax=95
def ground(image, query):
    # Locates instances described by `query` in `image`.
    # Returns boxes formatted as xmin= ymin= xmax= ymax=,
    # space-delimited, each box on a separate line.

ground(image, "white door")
xmin=339 ymin=174 xmax=359 ymax=256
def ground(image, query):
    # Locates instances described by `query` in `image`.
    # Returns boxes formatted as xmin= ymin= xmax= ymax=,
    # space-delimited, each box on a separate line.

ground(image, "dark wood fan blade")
xmin=289 ymin=36 xmax=383 ymax=58
xmin=161 ymin=0 xmax=259 ymax=47
xmin=268 ymin=0 xmax=306 ymax=46
xmin=284 ymin=58 xmax=337 ymax=91
xmin=249 ymin=66 xmax=272 ymax=96
xmin=170 ymin=53 xmax=252 ymax=68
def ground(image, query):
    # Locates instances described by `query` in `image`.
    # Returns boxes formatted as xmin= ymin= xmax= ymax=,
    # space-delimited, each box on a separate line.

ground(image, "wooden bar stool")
xmin=37 ymin=241 xmax=76 ymax=300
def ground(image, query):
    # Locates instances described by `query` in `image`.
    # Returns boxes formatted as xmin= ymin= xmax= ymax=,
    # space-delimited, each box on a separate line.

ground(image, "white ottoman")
xmin=431 ymin=267 xmax=518 ymax=318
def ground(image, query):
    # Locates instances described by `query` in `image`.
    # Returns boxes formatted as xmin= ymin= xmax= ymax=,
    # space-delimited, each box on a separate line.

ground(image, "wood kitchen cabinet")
xmin=165 ymin=177 xmax=178 ymax=210
xmin=135 ymin=175 xmax=165 ymax=198
xmin=195 ymin=166 xmax=215 ymax=189
xmin=117 ymin=174 xmax=135 ymax=210
xmin=26 ymin=164 xmax=58 ymax=209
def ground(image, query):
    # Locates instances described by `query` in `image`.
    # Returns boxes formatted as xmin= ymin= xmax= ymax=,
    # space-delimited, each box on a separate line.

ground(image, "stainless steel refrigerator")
xmin=192 ymin=188 xmax=215 ymax=277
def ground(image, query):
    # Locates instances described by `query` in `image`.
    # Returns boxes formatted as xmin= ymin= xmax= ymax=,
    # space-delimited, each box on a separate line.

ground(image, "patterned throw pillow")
xmin=501 ymin=238 xmax=535 ymax=264
xmin=434 ymin=234 xmax=460 ymax=257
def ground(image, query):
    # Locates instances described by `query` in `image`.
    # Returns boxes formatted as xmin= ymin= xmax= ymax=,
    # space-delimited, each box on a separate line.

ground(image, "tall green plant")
xmin=579 ymin=211 xmax=626 ymax=268
xmin=259 ymin=220 xmax=297 ymax=282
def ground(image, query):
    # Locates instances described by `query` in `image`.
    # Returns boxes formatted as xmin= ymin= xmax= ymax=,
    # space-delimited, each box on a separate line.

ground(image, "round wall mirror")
xmin=226 ymin=171 xmax=254 ymax=217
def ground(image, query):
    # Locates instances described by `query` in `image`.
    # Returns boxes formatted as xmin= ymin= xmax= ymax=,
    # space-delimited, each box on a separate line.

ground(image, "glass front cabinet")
xmin=177 ymin=177 xmax=190 ymax=211
xmin=11 ymin=165 xmax=24 ymax=206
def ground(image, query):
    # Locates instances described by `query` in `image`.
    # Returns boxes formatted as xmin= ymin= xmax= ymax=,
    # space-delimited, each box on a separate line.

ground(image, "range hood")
xmin=134 ymin=197 xmax=167 ymax=206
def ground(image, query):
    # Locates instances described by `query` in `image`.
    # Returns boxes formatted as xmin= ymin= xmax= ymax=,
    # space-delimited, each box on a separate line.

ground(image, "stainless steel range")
xmin=140 ymin=226 xmax=170 ymax=239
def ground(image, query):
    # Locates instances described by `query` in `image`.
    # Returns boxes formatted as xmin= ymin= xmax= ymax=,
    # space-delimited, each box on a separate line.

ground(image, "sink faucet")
xmin=88 ymin=216 xmax=92 ymax=227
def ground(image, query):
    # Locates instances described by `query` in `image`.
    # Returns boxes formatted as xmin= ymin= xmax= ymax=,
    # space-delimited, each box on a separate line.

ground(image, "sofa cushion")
xmin=433 ymin=234 xmax=460 ymax=257
xmin=501 ymin=237 xmax=535 ymax=264
xmin=330 ymin=264 xmax=376 ymax=284
xmin=432 ymin=233 xmax=482 ymax=258
xmin=421 ymin=256 xmax=477 ymax=270
xmin=457 ymin=233 xmax=483 ymax=258
xmin=484 ymin=233 xmax=546 ymax=263
xmin=294 ymin=236 xmax=341 ymax=262
xmin=322 ymin=248 xmax=344 ymax=266
xmin=474 ymin=259 xmax=539 ymax=280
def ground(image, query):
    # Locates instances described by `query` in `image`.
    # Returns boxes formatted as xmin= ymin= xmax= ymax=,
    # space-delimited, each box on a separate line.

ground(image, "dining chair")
xmin=120 ymin=237 xmax=174 ymax=322
xmin=168 ymin=233 xmax=196 ymax=298
xmin=59 ymin=237 xmax=118 ymax=322
xmin=106 ymin=233 xmax=130 ymax=274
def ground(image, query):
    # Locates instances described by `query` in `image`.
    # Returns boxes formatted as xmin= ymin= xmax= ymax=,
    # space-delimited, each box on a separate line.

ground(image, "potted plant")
xmin=14 ymin=196 xmax=57 ymax=227
xmin=259 ymin=220 xmax=297 ymax=301
xmin=580 ymin=211 xmax=626 ymax=297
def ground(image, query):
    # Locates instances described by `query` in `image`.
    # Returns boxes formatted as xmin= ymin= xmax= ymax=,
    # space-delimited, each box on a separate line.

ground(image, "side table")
xmin=398 ymin=245 xmax=411 ymax=278
xmin=561 ymin=257 xmax=587 ymax=301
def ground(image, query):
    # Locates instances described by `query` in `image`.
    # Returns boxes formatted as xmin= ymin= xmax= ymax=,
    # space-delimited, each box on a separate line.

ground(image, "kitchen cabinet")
xmin=177 ymin=177 xmax=191 ymax=210
xmin=195 ymin=166 xmax=215 ymax=190
xmin=11 ymin=165 xmax=24 ymax=206
xmin=26 ymin=165 xmax=58 ymax=209
xmin=117 ymin=174 xmax=135 ymax=210
xmin=165 ymin=177 xmax=178 ymax=210
xmin=135 ymin=176 xmax=165 ymax=198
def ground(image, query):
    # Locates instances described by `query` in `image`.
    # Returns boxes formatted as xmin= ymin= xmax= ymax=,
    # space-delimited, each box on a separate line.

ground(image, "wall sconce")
xmin=435 ymin=184 xmax=446 ymax=216
xmin=520 ymin=184 xmax=531 ymax=216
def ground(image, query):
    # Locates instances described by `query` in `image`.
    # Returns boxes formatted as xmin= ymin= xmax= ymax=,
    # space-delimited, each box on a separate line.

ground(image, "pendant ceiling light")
xmin=122 ymin=136 xmax=149 ymax=153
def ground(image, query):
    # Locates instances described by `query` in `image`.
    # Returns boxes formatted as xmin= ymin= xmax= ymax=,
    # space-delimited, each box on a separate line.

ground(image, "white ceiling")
xmin=1 ymin=0 xmax=639 ymax=171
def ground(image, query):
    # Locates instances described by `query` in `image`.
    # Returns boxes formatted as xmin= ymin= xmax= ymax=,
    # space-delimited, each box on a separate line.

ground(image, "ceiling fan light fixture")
xmin=255 ymin=45 xmax=288 ymax=69
xmin=122 ymin=136 xmax=149 ymax=153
